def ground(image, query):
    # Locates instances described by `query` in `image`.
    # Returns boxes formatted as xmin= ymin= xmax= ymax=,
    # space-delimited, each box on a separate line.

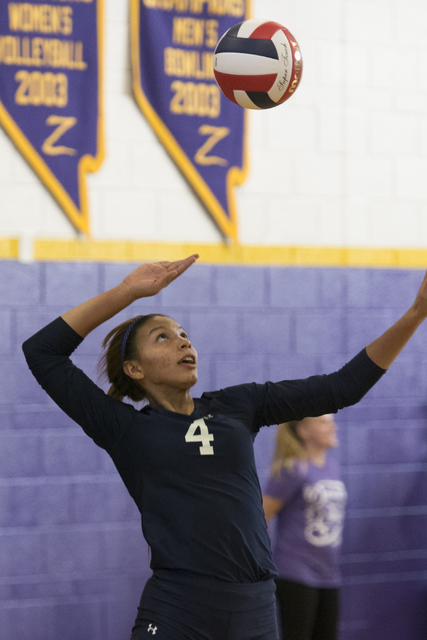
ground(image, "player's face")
xmin=134 ymin=316 xmax=198 ymax=391
xmin=300 ymin=414 xmax=338 ymax=450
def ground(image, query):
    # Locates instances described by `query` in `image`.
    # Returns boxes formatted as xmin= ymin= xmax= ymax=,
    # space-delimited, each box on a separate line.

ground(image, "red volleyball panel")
xmin=214 ymin=71 xmax=277 ymax=93
xmin=213 ymin=79 xmax=238 ymax=105
xmin=249 ymin=21 xmax=283 ymax=40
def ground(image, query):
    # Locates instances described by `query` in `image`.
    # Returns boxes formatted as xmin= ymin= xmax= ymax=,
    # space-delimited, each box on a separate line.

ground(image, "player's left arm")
xmin=262 ymin=494 xmax=285 ymax=523
xmin=365 ymin=270 xmax=427 ymax=369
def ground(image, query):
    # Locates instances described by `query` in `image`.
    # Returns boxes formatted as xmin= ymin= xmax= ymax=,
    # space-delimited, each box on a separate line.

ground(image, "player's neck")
xmin=305 ymin=445 xmax=327 ymax=467
xmin=146 ymin=388 xmax=194 ymax=415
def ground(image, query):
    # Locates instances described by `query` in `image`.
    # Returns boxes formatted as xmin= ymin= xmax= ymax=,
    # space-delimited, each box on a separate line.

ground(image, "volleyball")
xmin=213 ymin=19 xmax=303 ymax=110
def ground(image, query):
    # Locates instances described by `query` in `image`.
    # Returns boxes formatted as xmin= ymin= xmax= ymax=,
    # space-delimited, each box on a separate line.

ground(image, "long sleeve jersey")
xmin=23 ymin=317 xmax=385 ymax=584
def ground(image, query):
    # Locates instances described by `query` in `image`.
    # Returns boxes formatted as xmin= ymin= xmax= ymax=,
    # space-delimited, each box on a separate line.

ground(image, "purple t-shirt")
xmin=265 ymin=456 xmax=347 ymax=588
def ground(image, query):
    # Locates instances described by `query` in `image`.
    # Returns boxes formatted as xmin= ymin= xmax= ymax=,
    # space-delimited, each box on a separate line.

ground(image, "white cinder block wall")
xmin=1 ymin=0 xmax=427 ymax=248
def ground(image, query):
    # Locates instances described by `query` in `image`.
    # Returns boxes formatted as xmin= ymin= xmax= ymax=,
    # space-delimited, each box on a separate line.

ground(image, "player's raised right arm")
xmin=21 ymin=255 xmax=198 ymax=447
xmin=61 ymin=255 xmax=199 ymax=337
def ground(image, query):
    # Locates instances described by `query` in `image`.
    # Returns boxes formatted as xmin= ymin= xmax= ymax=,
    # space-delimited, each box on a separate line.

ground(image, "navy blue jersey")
xmin=23 ymin=318 xmax=385 ymax=584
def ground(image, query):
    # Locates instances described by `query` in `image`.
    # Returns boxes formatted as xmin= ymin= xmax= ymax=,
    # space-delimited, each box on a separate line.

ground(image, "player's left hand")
xmin=121 ymin=255 xmax=199 ymax=300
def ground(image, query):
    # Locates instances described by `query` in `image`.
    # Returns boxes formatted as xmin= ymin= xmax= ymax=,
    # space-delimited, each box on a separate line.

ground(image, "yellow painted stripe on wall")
xmin=0 ymin=237 xmax=19 ymax=259
xmin=1 ymin=237 xmax=427 ymax=268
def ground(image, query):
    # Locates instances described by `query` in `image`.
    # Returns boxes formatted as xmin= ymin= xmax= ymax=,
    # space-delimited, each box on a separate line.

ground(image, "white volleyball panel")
xmin=214 ymin=52 xmax=279 ymax=76
xmin=233 ymin=90 xmax=262 ymax=109
xmin=237 ymin=19 xmax=271 ymax=38
xmin=268 ymin=30 xmax=293 ymax=103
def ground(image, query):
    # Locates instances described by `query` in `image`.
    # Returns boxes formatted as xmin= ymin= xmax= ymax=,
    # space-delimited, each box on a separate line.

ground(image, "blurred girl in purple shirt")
xmin=263 ymin=415 xmax=345 ymax=640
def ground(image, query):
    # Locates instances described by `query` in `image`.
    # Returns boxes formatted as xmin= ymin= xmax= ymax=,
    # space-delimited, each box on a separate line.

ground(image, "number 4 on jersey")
xmin=185 ymin=418 xmax=214 ymax=455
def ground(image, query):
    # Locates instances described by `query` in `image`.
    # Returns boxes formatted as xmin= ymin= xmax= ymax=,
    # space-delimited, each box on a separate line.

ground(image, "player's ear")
xmin=123 ymin=360 xmax=145 ymax=381
xmin=296 ymin=421 xmax=308 ymax=443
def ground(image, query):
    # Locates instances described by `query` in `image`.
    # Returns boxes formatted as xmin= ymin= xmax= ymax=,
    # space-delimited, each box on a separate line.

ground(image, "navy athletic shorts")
xmin=130 ymin=570 xmax=279 ymax=640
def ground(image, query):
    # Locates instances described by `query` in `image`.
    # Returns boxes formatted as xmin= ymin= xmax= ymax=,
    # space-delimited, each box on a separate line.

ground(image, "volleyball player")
xmin=22 ymin=256 xmax=427 ymax=640
xmin=263 ymin=415 xmax=345 ymax=640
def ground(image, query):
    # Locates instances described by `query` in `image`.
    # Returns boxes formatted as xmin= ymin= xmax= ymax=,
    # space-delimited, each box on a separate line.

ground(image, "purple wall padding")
xmin=1 ymin=261 xmax=427 ymax=640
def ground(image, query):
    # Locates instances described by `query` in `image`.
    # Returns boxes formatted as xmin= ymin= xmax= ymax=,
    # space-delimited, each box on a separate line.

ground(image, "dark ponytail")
xmin=98 ymin=314 xmax=168 ymax=402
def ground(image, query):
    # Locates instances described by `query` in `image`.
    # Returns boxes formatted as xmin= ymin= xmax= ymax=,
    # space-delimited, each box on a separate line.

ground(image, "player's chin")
xmin=188 ymin=370 xmax=198 ymax=387
xmin=178 ymin=369 xmax=198 ymax=388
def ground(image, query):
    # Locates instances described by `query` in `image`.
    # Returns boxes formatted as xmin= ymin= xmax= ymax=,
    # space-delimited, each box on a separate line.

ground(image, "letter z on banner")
xmin=0 ymin=0 xmax=104 ymax=235
xmin=131 ymin=0 xmax=250 ymax=243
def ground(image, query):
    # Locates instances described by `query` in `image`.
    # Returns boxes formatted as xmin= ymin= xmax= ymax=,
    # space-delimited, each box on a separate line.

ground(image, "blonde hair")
xmin=271 ymin=420 xmax=308 ymax=477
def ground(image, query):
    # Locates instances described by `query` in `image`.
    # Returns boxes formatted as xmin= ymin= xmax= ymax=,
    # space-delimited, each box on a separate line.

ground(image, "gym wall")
xmin=1 ymin=1 xmax=427 ymax=639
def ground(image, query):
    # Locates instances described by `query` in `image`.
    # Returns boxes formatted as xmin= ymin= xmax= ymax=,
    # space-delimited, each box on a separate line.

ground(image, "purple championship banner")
xmin=0 ymin=0 xmax=104 ymax=234
xmin=131 ymin=0 xmax=251 ymax=243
